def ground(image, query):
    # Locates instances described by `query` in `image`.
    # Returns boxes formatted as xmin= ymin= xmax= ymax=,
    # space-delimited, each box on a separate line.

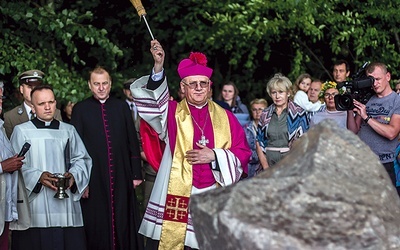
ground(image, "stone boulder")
xmin=190 ymin=119 xmax=400 ymax=250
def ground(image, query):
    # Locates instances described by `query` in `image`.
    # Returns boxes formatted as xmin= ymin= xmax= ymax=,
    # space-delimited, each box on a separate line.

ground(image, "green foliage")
xmin=0 ymin=1 xmax=123 ymax=105
xmin=1 ymin=0 xmax=400 ymax=109
xmin=144 ymin=0 xmax=400 ymax=102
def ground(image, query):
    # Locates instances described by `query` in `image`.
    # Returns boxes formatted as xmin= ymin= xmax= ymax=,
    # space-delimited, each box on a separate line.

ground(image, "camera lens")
xmin=334 ymin=94 xmax=354 ymax=111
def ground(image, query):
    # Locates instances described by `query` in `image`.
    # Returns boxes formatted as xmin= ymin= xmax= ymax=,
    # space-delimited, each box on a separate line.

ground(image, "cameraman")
xmin=350 ymin=62 xmax=400 ymax=196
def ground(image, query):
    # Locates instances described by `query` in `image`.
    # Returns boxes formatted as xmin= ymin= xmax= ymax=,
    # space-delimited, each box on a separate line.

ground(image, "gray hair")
xmin=0 ymin=81 xmax=4 ymax=92
xmin=266 ymin=73 xmax=293 ymax=96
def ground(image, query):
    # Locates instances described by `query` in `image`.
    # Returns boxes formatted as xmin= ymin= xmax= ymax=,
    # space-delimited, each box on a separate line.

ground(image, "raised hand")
xmin=150 ymin=39 xmax=164 ymax=74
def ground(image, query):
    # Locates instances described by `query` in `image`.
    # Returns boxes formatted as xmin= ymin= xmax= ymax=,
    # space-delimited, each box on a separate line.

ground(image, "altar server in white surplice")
xmin=10 ymin=85 xmax=92 ymax=250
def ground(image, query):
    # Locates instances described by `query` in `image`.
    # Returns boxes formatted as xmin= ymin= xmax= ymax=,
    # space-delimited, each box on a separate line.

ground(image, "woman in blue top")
xmin=243 ymin=98 xmax=268 ymax=178
xmin=219 ymin=81 xmax=249 ymax=126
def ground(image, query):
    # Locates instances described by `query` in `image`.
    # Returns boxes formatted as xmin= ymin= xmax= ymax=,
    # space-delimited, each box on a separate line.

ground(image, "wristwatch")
xmin=364 ymin=115 xmax=372 ymax=123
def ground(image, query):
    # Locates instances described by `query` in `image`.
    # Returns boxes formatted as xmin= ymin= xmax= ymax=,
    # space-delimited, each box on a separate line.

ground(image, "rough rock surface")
xmin=190 ymin=119 xmax=400 ymax=250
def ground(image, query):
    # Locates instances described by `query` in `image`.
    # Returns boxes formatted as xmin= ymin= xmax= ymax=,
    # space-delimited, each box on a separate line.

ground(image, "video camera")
xmin=334 ymin=62 xmax=375 ymax=111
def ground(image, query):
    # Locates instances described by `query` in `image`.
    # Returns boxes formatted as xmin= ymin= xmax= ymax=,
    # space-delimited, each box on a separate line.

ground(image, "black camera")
xmin=334 ymin=62 xmax=375 ymax=111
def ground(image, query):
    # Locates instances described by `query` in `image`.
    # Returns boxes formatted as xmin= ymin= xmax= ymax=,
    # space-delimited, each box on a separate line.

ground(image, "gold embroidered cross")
xmin=165 ymin=197 xmax=188 ymax=221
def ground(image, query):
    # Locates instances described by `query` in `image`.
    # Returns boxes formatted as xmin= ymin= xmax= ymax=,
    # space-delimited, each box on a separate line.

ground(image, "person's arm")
xmin=37 ymin=171 xmax=58 ymax=192
xmin=10 ymin=126 xmax=44 ymax=195
xmin=140 ymin=151 xmax=147 ymax=161
xmin=346 ymin=110 xmax=360 ymax=133
xmin=294 ymin=91 xmax=321 ymax=112
xmin=0 ymin=155 xmax=24 ymax=174
xmin=3 ymin=111 xmax=14 ymax=139
xmin=185 ymin=142 xmax=215 ymax=165
xmin=245 ymin=127 xmax=259 ymax=164
xmin=147 ymin=39 xmax=165 ymax=90
xmin=130 ymin=40 xmax=170 ymax=145
xmin=184 ymin=110 xmax=252 ymax=184
xmin=365 ymin=113 xmax=400 ymax=140
xmin=120 ymin=101 xmax=143 ymax=188
xmin=353 ymin=99 xmax=400 ymax=140
xmin=66 ymin=127 xmax=92 ymax=199
xmin=255 ymin=110 xmax=270 ymax=169
xmin=256 ymin=142 xmax=269 ymax=169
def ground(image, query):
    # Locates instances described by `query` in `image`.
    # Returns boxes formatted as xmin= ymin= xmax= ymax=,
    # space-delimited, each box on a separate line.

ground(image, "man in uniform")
xmin=4 ymin=70 xmax=62 ymax=138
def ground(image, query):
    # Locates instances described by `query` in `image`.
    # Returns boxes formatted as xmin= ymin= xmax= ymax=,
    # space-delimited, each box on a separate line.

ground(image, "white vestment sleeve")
xmin=68 ymin=128 xmax=92 ymax=201
xmin=130 ymin=75 xmax=170 ymax=141
xmin=211 ymin=148 xmax=243 ymax=186
xmin=10 ymin=126 xmax=42 ymax=199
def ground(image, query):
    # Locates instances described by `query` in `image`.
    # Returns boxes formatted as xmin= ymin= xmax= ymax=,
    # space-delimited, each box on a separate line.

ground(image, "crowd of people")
xmin=0 ymin=40 xmax=399 ymax=250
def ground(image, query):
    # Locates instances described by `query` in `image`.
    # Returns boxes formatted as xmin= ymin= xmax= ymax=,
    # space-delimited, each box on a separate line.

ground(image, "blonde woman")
xmin=256 ymin=73 xmax=309 ymax=169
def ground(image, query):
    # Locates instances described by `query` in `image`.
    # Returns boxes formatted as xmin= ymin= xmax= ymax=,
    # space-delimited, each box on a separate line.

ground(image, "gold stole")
xmin=159 ymin=100 xmax=231 ymax=249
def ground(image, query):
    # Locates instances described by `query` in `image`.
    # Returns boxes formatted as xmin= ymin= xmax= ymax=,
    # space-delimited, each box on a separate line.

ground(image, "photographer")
xmin=350 ymin=62 xmax=400 ymax=196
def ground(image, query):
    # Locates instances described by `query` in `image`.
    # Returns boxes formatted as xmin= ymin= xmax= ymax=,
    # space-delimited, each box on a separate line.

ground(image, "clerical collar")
xmin=92 ymin=96 xmax=109 ymax=104
xmin=32 ymin=118 xmax=60 ymax=129
xmin=187 ymin=100 xmax=208 ymax=109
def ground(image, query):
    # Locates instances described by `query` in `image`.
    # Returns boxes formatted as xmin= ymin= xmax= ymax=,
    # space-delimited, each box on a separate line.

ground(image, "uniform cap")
xmin=19 ymin=70 xmax=45 ymax=86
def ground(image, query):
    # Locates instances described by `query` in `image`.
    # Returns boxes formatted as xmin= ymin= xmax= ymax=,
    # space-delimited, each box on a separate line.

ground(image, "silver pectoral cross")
xmin=198 ymin=135 xmax=209 ymax=146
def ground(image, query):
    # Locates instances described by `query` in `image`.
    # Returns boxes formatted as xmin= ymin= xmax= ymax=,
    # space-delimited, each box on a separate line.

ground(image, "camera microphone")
xmin=360 ymin=61 xmax=370 ymax=70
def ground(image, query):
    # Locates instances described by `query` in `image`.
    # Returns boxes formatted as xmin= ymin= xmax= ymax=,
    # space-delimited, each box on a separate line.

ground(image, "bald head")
xmin=308 ymin=80 xmax=322 ymax=103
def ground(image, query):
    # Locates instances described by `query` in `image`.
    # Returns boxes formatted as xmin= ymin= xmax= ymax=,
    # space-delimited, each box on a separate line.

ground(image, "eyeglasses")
xmin=324 ymin=93 xmax=338 ymax=98
xmin=181 ymin=80 xmax=209 ymax=89
xmin=251 ymin=108 xmax=264 ymax=112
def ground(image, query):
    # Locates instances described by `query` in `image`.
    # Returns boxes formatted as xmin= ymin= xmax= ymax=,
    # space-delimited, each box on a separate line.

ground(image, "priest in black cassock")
xmin=71 ymin=66 xmax=144 ymax=250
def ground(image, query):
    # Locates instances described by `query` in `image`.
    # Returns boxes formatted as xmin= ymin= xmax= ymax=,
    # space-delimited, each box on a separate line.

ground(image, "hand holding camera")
xmin=335 ymin=62 xmax=375 ymax=111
